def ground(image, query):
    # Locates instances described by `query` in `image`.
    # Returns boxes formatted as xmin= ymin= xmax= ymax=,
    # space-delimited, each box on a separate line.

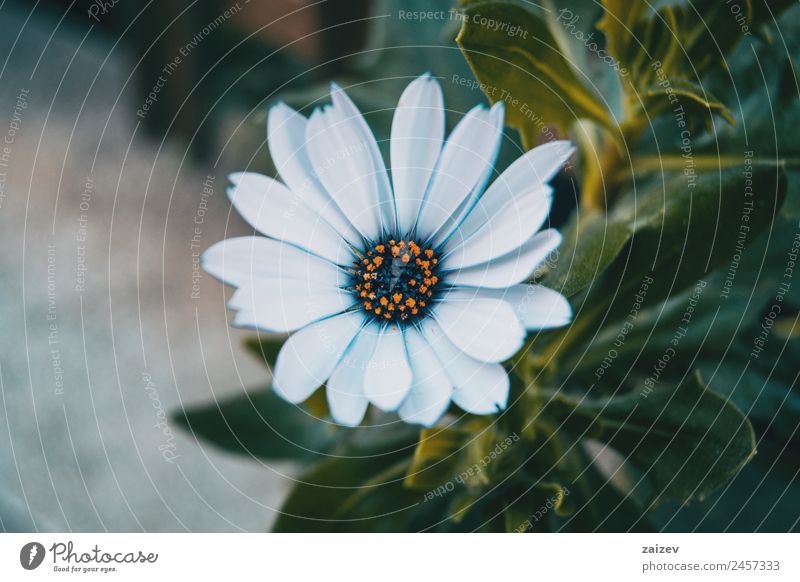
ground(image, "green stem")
xmin=580 ymin=118 xmax=647 ymax=212
xmin=625 ymin=154 xmax=800 ymax=177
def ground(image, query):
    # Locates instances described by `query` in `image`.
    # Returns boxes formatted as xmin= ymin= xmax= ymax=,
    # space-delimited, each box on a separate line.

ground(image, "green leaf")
xmin=700 ymin=360 xmax=800 ymax=445
xmin=680 ymin=0 xmax=796 ymax=76
xmin=641 ymin=78 xmax=735 ymax=126
xmin=599 ymin=0 xmax=790 ymax=87
xmin=774 ymin=314 xmax=800 ymax=340
xmin=610 ymin=167 xmax=784 ymax=311
xmin=503 ymin=481 xmax=573 ymax=532
xmin=538 ymin=393 xmax=603 ymax=440
xmin=596 ymin=0 xmax=647 ymax=75
xmin=541 ymin=164 xmax=784 ymax=302
xmin=648 ymin=431 xmax=800 ymax=532
xmin=557 ymin=162 xmax=792 ymax=378
xmin=404 ymin=419 xmax=511 ymax=491
xmin=536 ymin=207 xmax=634 ymax=297
xmin=243 ymin=335 xmax=285 ymax=369
xmin=576 ymin=371 xmax=757 ymax=504
xmin=600 ymin=2 xmax=682 ymax=89
xmin=172 ymin=389 xmax=336 ymax=461
xmin=555 ymin=443 xmax=655 ymax=532
xmin=596 ymin=1 xmax=794 ymax=129
xmin=447 ymin=489 xmax=483 ymax=524
xmin=273 ymin=456 xmax=416 ymax=532
xmin=456 ymin=1 xmax=612 ymax=146
xmin=272 ymin=425 xmax=428 ymax=532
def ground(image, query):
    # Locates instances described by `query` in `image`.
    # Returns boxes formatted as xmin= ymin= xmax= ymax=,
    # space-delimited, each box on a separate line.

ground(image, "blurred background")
xmin=0 ymin=0 xmax=429 ymax=532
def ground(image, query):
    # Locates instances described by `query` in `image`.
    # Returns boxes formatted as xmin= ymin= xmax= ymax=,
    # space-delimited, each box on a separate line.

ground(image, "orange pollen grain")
xmin=352 ymin=238 xmax=441 ymax=323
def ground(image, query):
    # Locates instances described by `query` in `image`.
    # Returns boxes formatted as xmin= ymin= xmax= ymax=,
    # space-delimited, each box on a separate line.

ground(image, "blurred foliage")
xmin=176 ymin=0 xmax=800 ymax=532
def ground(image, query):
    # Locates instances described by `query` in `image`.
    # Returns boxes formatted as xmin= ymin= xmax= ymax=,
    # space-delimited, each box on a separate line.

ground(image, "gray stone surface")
xmin=0 ymin=4 xmax=292 ymax=532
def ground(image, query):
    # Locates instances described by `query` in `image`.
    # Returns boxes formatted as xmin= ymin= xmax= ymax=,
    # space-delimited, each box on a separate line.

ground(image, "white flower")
xmin=203 ymin=73 xmax=573 ymax=427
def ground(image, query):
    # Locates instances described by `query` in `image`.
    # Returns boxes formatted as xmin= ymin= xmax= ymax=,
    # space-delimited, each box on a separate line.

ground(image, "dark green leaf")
xmin=556 ymin=165 xmax=793 ymax=379
xmin=243 ymin=335 xmax=285 ymax=369
xmin=456 ymin=1 xmax=612 ymax=145
xmin=503 ymin=481 xmax=573 ymax=533
xmin=601 ymin=3 xmax=682 ymax=89
xmin=576 ymin=371 xmax=757 ymax=504
xmin=541 ymin=165 xmax=785 ymax=305
xmin=599 ymin=0 xmax=794 ymax=88
xmin=404 ymin=419 xmax=511 ymax=491
xmin=596 ymin=0 xmax=647 ymax=76
xmin=554 ymin=443 xmax=655 ymax=532
xmin=273 ymin=456 xmax=417 ymax=532
xmin=641 ymin=78 xmax=735 ymax=126
xmin=649 ymin=432 xmax=800 ymax=532
xmin=272 ymin=425 xmax=429 ymax=532
xmin=598 ymin=165 xmax=787 ymax=319
xmin=172 ymin=389 xmax=336 ymax=461
xmin=536 ymin=208 xmax=634 ymax=297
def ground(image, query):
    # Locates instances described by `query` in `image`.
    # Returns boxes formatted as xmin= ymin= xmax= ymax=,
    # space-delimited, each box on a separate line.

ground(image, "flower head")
xmin=203 ymin=74 xmax=573 ymax=427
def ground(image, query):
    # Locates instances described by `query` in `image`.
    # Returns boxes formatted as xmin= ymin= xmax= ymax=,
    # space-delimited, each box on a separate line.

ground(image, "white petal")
xmin=483 ymin=140 xmax=574 ymax=200
xmin=420 ymin=319 xmax=509 ymax=415
xmin=451 ymin=367 xmax=510 ymax=415
xmin=415 ymin=103 xmax=504 ymax=240
xmin=267 ymin=103 xmax=361 ymax=244
xmin=330 ymin=83 xmax=396 ymax=235
xmin=443 ymin=229 xmax=562 ymax=289
xmin=390 ymin=74 xmax=444 ymax=235
xmin=227 ymin=172 xmax=354 ymax=265
xmin=459 ymin=285 xmax=572 ymax=330
xmin=327 ymin=326 xmax=379 ymax=426
xmin=431 ymin=104 xmax=506 ymax=247
xmin=363 ymin=326 xmax=413 ymax=411
xmin=443 ymin=184 xmax=552 ymax=268
xmin=436 ymin=140 xmax=572 ymax=252
xmin=272 ymin=312 xmax=364 ymax=403
xmin=202 ymin=237 xmax=347 ymax=288
xmin=398 ymin=328 xmax=452 ymax=426
xmin=228 ymin=280 xmax=355 ymax=333
xmin=434 ymin=294 xmax=525 ymax=362
xmin=305 ymin=106 xmax=384 ymax=241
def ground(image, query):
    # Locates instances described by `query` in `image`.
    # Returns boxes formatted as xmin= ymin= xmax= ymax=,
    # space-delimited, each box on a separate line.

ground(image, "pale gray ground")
xmin=0 ymin=5 xmax=293 ymax=531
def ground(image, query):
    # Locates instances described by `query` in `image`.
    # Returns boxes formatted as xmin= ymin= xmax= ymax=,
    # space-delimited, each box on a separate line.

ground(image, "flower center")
xmin=352 ymin=239 xmax=440 ymax=323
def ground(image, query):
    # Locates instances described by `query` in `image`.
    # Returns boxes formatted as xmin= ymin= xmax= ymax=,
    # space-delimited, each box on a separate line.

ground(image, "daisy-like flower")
xmin=203 ymin=74 xmax=573 ymax=427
